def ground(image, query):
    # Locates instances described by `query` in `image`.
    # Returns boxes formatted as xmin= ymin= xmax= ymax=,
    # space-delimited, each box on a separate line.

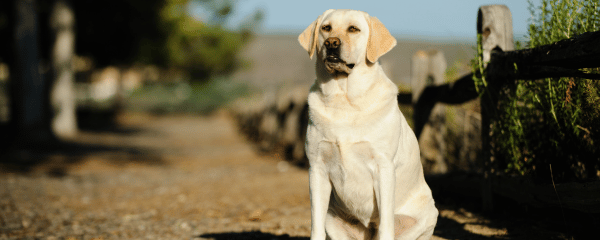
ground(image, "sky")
xmin=219 ymin=0 xmax=534 ymax=40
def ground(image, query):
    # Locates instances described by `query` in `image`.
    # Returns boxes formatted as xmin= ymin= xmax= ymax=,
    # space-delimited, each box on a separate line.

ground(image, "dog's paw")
xmin=395 ymin=214 xmax=417 ymax=236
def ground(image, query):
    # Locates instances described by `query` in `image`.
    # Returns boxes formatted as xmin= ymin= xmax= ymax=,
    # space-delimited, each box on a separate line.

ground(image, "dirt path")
xmin=0 ymin=112 xmax=571 ymax=239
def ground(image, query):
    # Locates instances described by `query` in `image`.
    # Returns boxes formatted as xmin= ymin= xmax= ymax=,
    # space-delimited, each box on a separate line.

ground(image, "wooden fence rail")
xmin=488 ymin=30 xmax=600 ymax=81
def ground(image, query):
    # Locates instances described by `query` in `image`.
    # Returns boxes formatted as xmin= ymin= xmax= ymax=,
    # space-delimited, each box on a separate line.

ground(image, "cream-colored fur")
xmin=299 ymin=9 xmax=438 ymax=240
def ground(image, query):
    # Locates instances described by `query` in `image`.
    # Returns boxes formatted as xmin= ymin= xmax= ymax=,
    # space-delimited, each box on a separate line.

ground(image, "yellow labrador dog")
xmin=299 ymin=9 xmax=438 ymax=240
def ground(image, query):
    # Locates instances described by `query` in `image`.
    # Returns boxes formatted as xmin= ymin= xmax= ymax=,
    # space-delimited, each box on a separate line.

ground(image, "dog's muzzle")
xmin=324 ymin=37 xmax=354 ymax=74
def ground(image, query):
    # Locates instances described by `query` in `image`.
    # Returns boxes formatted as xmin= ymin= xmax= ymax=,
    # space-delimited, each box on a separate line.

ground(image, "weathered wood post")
xmin=50 ymin=0 xmax=77 ymax=139
xmin=411 ymin=49 xmax=448 ymax=174
xmin=477 ymin=4 xmax=514 ymax=212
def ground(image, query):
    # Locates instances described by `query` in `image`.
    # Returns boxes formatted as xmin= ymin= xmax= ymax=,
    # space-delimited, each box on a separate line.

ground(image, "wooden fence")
xmin=232 ymin=4 xmax=600 ymax=214
xmin=407 ymin=5 xmax=600 ymax=213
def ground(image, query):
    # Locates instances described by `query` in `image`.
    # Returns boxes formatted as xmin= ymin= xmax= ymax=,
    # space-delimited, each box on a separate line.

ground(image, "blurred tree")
xmin=10 ymin=0 xmax=53 ymax=145
xmin=161 ymin=0 xmax=263 ymax=80
xmin=0 ymin=0 xmax=262 ymax=150
xmin=67 ymin=0 xmax=263 ymax=79
xmin=0 ymin=3 xmax=12 ymax=64
xmin=70 ymin=0 xmax=167 ymax=66
xmin=1 ymin=0 xmax=262 ymax=78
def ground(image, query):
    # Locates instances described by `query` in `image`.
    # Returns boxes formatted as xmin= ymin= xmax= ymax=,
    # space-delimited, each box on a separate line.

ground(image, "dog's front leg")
xmin=374 ymin=156 xmax=396 ymax=240
xmin=309 ymin=166 xmax=332 ymax=240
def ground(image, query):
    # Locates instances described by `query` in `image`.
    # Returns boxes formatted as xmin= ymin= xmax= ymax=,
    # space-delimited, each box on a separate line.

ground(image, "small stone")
xmin=180 ymin=222 xmax=191 ymax=231
xmin=177 ymin=194 xmax=187 ymax=203
xmin=249 ymin=209 xmax=263 ymax=222
xmin=21 ymin=219 xmax=31 ymax=228
xmin=277 ymin=161 xmax=290 ymax=173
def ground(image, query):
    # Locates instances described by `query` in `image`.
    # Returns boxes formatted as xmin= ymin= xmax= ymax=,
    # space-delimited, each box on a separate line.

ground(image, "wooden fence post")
xmin=50 ymin=0 xmax=77 ymax=139
xmin=477 ymin=4 xmax=514 ymax=213
xmin=411 ymin=49 xmax=448 ymax=174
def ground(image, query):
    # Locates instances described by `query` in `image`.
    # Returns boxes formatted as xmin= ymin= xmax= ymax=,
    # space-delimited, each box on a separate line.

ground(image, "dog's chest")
xmin=308 ymin=94 xmax=380 ymax=130
xmin=307 ymin=79 xmax=396 ymax=129
xmin=319 ymin=140 xmax=379 ymax=225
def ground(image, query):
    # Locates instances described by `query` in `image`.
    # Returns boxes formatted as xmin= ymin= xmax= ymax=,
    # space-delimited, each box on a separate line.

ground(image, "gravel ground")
xmin=0 ymin=111 xmax=575 ymax=239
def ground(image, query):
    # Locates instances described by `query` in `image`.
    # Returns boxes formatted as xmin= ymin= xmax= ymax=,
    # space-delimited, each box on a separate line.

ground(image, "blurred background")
xmin=5 ymin=0 xmax=596 ymax=239
xmin=0 ymin=0 xmax=529 ymax=160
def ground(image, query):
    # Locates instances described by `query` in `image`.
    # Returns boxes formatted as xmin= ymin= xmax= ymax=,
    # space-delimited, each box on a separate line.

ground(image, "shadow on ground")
xmin=199 ymin=231 xmax=309 ymax=240
xmin=434 ymin=215 xmax=500 ymax=240
xmin=76 ymin=108 xmax=151 ymax=135
xmin=0 ymin=112 xmax=166 ymax=177
xmin=427 ymin=172 xmax=596 ymax=240
xmin=0 ymin=140 xmax=166 ymax=177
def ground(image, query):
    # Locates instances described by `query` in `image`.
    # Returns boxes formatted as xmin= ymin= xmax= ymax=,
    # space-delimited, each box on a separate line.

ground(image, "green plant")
xmin=487 ymin=0 xmax=600 ymax=182
xmin=471 ymin=33 xmax=488 ymax=96
xmin=160 ymin=0 xmax=263 ymax=80
xmin=444 ymin=61 xmax=467 ymax=84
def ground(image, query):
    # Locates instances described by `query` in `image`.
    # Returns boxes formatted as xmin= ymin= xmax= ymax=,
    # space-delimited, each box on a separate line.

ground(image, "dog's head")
xmin=298 ymin=9 xmax=397 ymax=75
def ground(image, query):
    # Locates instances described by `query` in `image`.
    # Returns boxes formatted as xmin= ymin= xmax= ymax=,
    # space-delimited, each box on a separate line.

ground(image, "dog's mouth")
xmin=326 ymin=55 xmax=343 ymax=63
xmin=325 ymin=55 xmax=354 ymax=68
xmin=324 ymin=54 xmax=354 ymax=74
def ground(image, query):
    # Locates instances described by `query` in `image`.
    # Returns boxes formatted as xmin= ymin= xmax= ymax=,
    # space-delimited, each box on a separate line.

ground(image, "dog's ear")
xmin=299 ymin=10 xmax=333 ymax=59
xmin=367 ymin=16 xmax=397 ymax=63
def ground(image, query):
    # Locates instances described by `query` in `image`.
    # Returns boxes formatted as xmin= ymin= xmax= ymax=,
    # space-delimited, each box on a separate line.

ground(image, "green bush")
xmin=491 ymin=0 xmax=599 ymax=182
xmin=160 ymin=0 xmax=263 ymax=80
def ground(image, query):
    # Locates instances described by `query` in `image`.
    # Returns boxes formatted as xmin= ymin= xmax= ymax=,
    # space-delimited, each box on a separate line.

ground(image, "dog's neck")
xmin=313 ymin=59 xmax=396 ymax=110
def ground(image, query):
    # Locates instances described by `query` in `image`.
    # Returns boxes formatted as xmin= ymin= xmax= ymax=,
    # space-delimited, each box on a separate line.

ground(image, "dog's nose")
xmin=324 ymin=37 xmax=341 ymax=49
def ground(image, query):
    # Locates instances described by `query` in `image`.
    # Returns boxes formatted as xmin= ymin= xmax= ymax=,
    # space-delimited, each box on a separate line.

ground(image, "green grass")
xmin=126 ymin=78 xmax=252 ymax=115
xmin=479 ymin=0 xmax=600 ymax=182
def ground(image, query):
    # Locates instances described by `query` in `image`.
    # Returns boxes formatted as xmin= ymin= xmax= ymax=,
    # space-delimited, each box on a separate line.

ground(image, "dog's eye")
xmin=348 ymin=26 xmax=360 ymax=33
xmin=321 ymin=25 xmax=331 ymax=32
